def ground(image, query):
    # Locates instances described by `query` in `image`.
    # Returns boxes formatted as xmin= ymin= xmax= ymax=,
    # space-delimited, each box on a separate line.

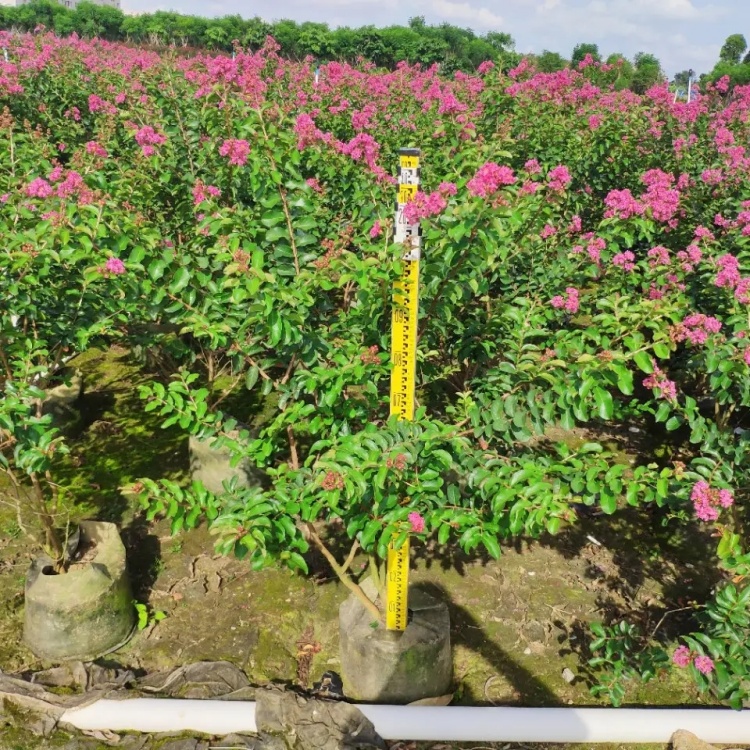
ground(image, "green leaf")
xmin=665 ymin=416 xmax=682 ymax=431
xmin=361 ymin=519 xmax=381 ymax=550
xmin=653 ymin=343 xmax=671 ymax=359
xmin=546 ymin=516 xmax=561 ymax=534
xmin=599 ymin=491 xmax=617 ymax=514
xmin=288 ymin=552 xmax=308 ymax=573
xmin=580 ymin=442 xmax=603 ymax=453
xmin=654 ymin=401 xmax=671 ymax=423
xmin=633 ymin=351 xmax=653 ymax=373
xmin=128 ymin=246 xmax=145 ymax=264
xmin=594 ymin=388 xmax=614 ymax=420
xmin=615 ymin=367 xmax=634 ymax=396
xmin=438 ymin=523 xmax=450 ymax=545
xmin=269 ymin=313 xmax=282 ymax=346
xmin=169 ymin=267 xmax=191 ymax=294
xmin=148 ymin=259 xmax=166 ymax=281
xmin=245 ymin=366 xmax=259 ymax=391
xmin=265 ymin=227 xmax=288 ymax=242
xmin=483 ymin=533 xmax=501 ymax=559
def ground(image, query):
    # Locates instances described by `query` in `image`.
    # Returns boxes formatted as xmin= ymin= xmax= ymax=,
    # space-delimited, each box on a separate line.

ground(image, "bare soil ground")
xmin=0 ymin=347 xmax=716 ymax=749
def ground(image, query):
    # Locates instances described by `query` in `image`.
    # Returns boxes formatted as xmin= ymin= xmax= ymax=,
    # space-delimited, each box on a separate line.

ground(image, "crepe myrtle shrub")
xmin=129 ymin=400 xmax=674 ymax=622
xmin=579 ymin=254 xmax=750 ymax=708
xmin=126 ymin=152 xmax=709 ymax=623
xmin=0 ymin=162 xmax=159 ymax=571
xmin=123 ymin=94 xmax=402 ymax=424
xmin=586 ymin=583 xmax=750 ymax=709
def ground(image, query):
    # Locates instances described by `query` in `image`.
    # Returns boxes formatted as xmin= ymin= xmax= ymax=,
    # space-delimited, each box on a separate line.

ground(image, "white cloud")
xmin=511 ymin=0 xmax=733 ymax=74
xmin=587 ymin=0 xmax=724 ymax=21
xmin=428 ymin=0 xmax=505 ymax=29
xmin=119 ymin=0 xmax=737 ymax=77
xmin=289 ymin=0 xmax=397 ymax=6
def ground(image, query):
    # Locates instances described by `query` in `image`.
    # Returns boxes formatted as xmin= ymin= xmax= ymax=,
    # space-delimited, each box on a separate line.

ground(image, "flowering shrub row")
xmin=0 ymin=31 xmax=749 ymax=700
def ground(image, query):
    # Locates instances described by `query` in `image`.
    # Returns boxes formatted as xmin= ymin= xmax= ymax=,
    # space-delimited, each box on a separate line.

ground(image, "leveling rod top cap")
xmin=399 ymin=148 xmax=421 ymax=156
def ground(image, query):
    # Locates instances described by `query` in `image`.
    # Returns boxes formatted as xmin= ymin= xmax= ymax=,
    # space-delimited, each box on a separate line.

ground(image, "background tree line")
xmin=533 ymin=43 xmax=665 ymax=93
xmin=0 ymin=0 xmax=667 ymax=89
xmin=703 ymin=33 xmax=750 ymax=87
xmin=0 ymin=2 xmax=516 ymax=72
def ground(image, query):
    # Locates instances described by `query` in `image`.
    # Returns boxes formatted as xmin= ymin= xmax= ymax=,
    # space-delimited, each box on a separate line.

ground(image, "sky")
xmin=120 ymin=0 xmax=747 ymax=77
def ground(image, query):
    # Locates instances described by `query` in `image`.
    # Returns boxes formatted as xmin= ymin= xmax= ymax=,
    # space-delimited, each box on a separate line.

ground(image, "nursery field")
xmin=1 ymin=28 xmax=750 ymax=747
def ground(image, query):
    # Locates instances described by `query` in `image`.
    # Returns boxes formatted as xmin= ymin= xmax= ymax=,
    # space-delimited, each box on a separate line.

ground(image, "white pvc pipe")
xmin=61 ymin=699 xmax=750 ymax=743
xmin=63 ymin=699 xmax=256 ymax=735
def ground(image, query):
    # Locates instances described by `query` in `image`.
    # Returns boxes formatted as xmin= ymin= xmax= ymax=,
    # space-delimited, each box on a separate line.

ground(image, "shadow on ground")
xmin=413 ymin=580 xmax=561 ymax=707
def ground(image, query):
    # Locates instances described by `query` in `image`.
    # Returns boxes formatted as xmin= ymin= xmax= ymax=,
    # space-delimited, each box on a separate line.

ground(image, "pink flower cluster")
xmin=85 ymin=141 xmax=108 ymax=158
xmin=408 ymin=511 xmax=425 ymax=533
xmin=134 ymin=126 xmax=167 ymax=157
xmin=25 ymin=170 xmax=91 ymax=203
xmin=294 ymin=113 xmax=328 ymax=150
xmin=547 ymin=165 xmax=572 ymax=192
xmin=672 ymin=314 xmax=722 ymax=345
xmin=521 ymin=180 xmax=542 ymax=195
xmin=550 ymin=287 xmax=580 ymax=314
xmin=467 ymin=162 xmax=516 ymax=198
xmin=676 ymin=245 xmax=702 ymax=272
xmin=612 ymin=251 xmax=635 ymax=272
xmin=714 ymin=254 xmax=750 ymax=304
xmin=694 ymin=226 xmax=714 ymax=243
xmin=641 ymin=169 xmax=680 ymax=223
xmin=715 ymin=254 xmax=741 ymax=288
xmin=690 ymin=481 xmax=733 ymax=522
xmin=104 ymin=257 xmax=126 ymax=275
xmin=26 ymin=177 xmax=53 ymax=199
xmin=540 ymin=224 xmax=557 ymax=239
xmin=370 ymin=220 xmax=382 ymax=239
xmin=56 ymin=170 xmax=85 ymax=199
xmin=403 ymin=190 xmax=447 ymax=223
xmin=88 ymin=94 xmax=117 ymax=115
xmin=642 ymin=365 xmax=677 ymax=401
xmin=648 ymin=246 xmax=670 ymax=267
xmin=604 ymin=188 xmax=644 ymax=220
xmin=192 ymin=180 xmax=221 ymax=206
xmin=715 ymin=213 xmax=730 ymax=228
xmin=573 ymin=236 xmax=606 ymax=265
xmin=218 ymin=138 xmax=250 ymax=166
xmin=604 ymin=170 xmax=681 ymax=224
xmin=701 ymin=168 xmax=724 ymax=185
xmin=306 ymin=177 xmax=323 ymax=194
xmin=524 ymin=159 xmax=541 ymax=174
xmin=351 ymin=103 xmax=376 ymax=131
xmin=672 ymin=645 xmax=714 ymax=675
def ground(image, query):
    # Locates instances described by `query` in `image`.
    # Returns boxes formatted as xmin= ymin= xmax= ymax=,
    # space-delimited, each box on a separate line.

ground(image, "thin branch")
xmin=243 ymin=355 xmax=272 ymax=381
xmin=29 ymin=472 xmax=64 ymax=567
xmin=306 ymin=522 xmax=381 ymax=622
xmin=287 ymin=425 xmax=299 ymax=470
xmin=649 ymin=605 xmax=700 ymax=640
xmin=280 ymin=355 xmax=298 ymax=386
xmin=256 ymin=109 xmax=300 ymax=275
xmin=340 ymin=539 xmax=360 ymax=575
xmin=211 ymin=372 xmax=243 ymax=411
xmin=369 ymin=554 xmax=386 ymax=602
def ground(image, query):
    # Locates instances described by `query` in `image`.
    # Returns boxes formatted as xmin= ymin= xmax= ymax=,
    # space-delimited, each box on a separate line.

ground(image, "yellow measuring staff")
xmin=386 ymin=148 xmax=421 ymax=632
